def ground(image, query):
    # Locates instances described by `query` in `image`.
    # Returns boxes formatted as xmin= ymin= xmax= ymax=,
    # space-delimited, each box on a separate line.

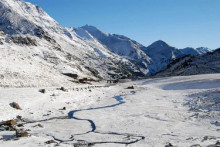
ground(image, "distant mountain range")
xmin=180 ymin=47 xmax=211 ymax=56
xmin=0 ymin=0 xmax=218 ymax=87
xmin=156 ymin=48 xmax=220 ymax=77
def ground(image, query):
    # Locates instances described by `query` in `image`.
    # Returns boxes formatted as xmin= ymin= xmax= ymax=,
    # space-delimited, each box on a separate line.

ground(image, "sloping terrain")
xmin=0 ymin=0 xmax=216 ymax=87
xmin=81 ymin=25 xmax=153 ymax=75
xmin=180 ymin=47 xmax=211 ymax=56
xmin=143 ymin=40 xmax=184 ymax=73
xmin=0 ymin=0 xmax=153 ymax=87
xmin=156 ymin=48 xmax=220 ymax=77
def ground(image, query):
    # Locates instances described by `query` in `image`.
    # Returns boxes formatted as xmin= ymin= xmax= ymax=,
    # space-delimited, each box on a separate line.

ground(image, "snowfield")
xmin=0 ymin=0 xmax=219 ymax=146
xmin=0 ymin=74 xmax=219 ymax=147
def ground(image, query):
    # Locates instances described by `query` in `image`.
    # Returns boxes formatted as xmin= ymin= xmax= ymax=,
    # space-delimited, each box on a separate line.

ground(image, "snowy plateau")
xmin=0 ymin=0 xmax=220 ymax=147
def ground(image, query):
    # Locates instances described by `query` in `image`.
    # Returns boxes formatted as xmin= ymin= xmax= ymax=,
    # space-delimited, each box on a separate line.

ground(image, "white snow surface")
xmin=0 ymin=0 xmax=216 ymax=85
xmin=0 ymin=74 xmax=219 ymax=146
xmin=181 ymin=47 xmax=211 ymax=56
xmin=0 ymin=0 xmax=152 ymax=86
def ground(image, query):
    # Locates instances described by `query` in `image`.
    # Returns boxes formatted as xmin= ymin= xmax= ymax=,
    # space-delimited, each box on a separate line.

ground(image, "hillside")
xmin=156 ymin=48 xmax=220 ymax=77
xmin=0 ymin=0 xmax=151 ymax=87
xmin=0 ymin=0 xmax=216 ymax=87
xmin=143 ymin=40 xmax=184 ymax=73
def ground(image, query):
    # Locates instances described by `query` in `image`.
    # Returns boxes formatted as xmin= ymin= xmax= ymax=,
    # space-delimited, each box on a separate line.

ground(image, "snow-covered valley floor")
xmin=0 ymin=74 xmax=219 ymax=147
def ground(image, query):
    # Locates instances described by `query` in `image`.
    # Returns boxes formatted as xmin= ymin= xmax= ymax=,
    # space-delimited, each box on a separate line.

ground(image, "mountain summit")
xmin=144 ymin=40 xmax=184 ymax=73
xmin=0 ymin=0 xmax=154 ymax=86
xmin=148 ymin=40 xmax=170 ymax=48
xmin=0 ymin=0 xmax=215 ymax=87
xmin=156 ymin=48 xmax=220 ymax=77
xmin=81 ymin=25 xmax=151 ymax=61
xmin=0 ymin=0 xmax=63 ymax=35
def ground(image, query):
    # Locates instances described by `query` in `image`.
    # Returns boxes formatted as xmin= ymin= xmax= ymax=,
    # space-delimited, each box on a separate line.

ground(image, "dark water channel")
xmin=67 ymin=91 xmax=145 ymax=146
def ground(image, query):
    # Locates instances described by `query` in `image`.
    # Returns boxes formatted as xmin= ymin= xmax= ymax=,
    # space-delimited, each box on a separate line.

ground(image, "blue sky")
xmin=26 ymin=0 xmax=220 ymax=49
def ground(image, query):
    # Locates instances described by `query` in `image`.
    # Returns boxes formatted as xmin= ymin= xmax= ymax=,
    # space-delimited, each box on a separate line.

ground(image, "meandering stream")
xmin=67 ymin=90 xmax=145 ymax=146
xmin=21 ymin=90 xmax=145 ymax=146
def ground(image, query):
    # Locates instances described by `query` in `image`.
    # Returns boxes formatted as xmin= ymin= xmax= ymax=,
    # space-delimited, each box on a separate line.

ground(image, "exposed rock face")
xmin=0 ymin=30 xmax=5 ymax=44
xmin=10 ymin=36 xmax=37 ymax=46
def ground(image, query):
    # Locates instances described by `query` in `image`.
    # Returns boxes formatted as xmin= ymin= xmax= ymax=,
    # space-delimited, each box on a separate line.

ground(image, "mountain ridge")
xmin=181 ymin=47 xmax=211 ymax=56
xmin=155 ymin=48 xmax=220 ymax=77
xmin=0 ymin=0 xmax=217 ymax=87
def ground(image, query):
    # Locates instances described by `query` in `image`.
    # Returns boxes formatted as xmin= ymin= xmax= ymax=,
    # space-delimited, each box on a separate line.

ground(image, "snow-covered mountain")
xmin=142 ymin=40 xmax=184 ymax=73
xmin=0 ymin=0 xmax=216 ymax=87
xmin=181 ymin=47 xmax=211 ymax=56
xmin=156 ymin=48 xmax=220 ymax=77
xmin=196 ymin=47 xmax=211 ymax=54
xmin=0 ymin=0 xmax=156 ymax=87
xmin=80 ymin=26 xmax=193 ymax=75
xmin=81 ymin=25 xmax=150 ymax=61
xmin=80 ymin=25 xmax=155 ymax=75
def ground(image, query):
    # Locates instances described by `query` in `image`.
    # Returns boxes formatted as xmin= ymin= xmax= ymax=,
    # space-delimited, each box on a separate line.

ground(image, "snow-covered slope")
xmin=143 ymin=40 xmax=184 ymax=74
xmin=81 ymin=25 xmax=150 ymax=61
xmin=181 ymin=47 xmax=211 ymax=56
xmin=196 ymin=47 xmax=211 ymax=54
xmin=0 ymin=1 xmax=87 ymax=87
xmin=156 ymin=48 xmax=220 ymax=77
xmin=0 ymin=0 xmax=156 ymax=87
xmin=0 ymin=0 xmax=66 ymax=36
xmin=0 ymin=0 xmax=216 ymax=87
xmin=80 ymin=25 xmax=153 ymax=75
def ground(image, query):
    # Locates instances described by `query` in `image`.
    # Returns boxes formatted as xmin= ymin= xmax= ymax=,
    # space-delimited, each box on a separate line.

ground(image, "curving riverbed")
xmin=67 ymin=91 xmax=145 ymax=146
